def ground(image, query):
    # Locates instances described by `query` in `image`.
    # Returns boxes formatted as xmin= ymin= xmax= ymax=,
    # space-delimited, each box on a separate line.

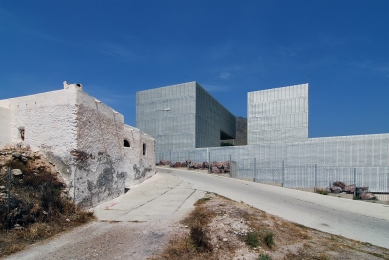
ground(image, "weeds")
xmin=264 ymin=231 xmax=275 ymax=248
xmin=353 ymin=196 xmax=359 ymax=200
xmin=246 ymin=232 xmax=260 ymax=248
xmin=316 ymin=188 xmax=328 ymax=195
xmin=258 ymin=253 xmax=272 ymax=260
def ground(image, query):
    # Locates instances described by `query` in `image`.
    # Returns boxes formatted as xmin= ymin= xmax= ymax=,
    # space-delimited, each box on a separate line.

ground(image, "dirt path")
xmin=4 ymin=215 xmax=187 ymax=260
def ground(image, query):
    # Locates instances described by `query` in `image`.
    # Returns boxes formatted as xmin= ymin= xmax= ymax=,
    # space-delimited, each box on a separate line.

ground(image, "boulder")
xmin=211 ymin=166 xmax=220 ymax=173
xmin=344 ymin=184 xmax=355 ymax=194
xmin=325 ymin=186 xmax=332 ymax=193
xmin=164 ymin=161 xmax=170 ymax=166
xmin=223 ymin=161 xmax=230 ymax=168
xmin=215 ymin=162 xmax=223 ymax=169
xmin=189 ymin=162 xmax=196 ymax=169
xmin=360 ymin=192 xmax=375 ymax=200
xmin=356 ymin=187 xmax=369 ymax=195
xmin=332 ymin=181 xmax=346 ymax=190
xmin=158 ymin=160 xmax=165 ymax=165
xmin=330 ymin=186 xmax=342 ymax=194
xmin=194 ymin=163 xmax=202 ymax=169
xmin=181 ymin=162 xmax=187 ymax=167
xmin=223 ymin=167 xmax=230 ymax=173
xmin=202 ymin=161 xmax=209 ymax=169
xmin=173 ymin=162 xmax=181 ymax=168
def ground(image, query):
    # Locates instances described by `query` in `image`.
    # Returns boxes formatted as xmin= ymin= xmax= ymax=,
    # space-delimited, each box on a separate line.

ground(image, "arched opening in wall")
xmin=143 ymin=143 xmax=147 ymax=156
xmin=18 ymin=127 xmax=25 ymax=141
xmin=124 ymin=139 xmax=130 ymax=147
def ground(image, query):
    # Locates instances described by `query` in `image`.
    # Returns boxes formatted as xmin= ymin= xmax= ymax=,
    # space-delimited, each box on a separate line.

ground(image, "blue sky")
xmin=1 ymin=0 xmax=388 ymax=138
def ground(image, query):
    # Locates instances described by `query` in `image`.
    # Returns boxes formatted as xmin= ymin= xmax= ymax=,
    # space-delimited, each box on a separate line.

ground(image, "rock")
xmin=333 ymin=181 xmax=346 ymax=190
xmin=189 ymin=162 xmax=196 ymax=169
xmin=202 ymin=161 xmax=209 ymax=169
xmin=12 ymin=152 xmax=21 ymax=158
xmin=223 ymin=161 xmax=230 ymax=168
xmin=194 ymin=163 xmax=202 ymax=169
xmin=0 ymin=186 xmax=5 ymax=190
xmin=66 ymin=219 xmax=70 ymax=222
xmin=330 ymin=186 xmax=342 ymax=194
xmin=158 ymin=160 xmax=165 ymax=165
xmin=356 ymin=187 xmax=369 ymax=195
xmin=344 ymin=184 xmax=355 ymax=194
xmin=11 ymin=169 xmax=23 ymax=176
xmin=360 ymin=192 xmax=375 ymax=200
xmin=223 ymin=167 xmax=230 ymax=173
xmin=325 ymin=186 xmax=331 ymax=193
xmin=223 ymin=238 xmax=228 ymax=242
xmin=173 ymin=162 xmax=181 ymax=168
xmin=215 ymin=162 xmax=223 ymax=169
xmin=211 ymin=166 xmax=220 ymax=173
xmin=180 ymin=162 xmax=187 ymax=167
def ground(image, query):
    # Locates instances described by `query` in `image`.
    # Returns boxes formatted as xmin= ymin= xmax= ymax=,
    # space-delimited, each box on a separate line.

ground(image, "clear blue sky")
xmin=1 ymin=0 xmax=388 ymax=138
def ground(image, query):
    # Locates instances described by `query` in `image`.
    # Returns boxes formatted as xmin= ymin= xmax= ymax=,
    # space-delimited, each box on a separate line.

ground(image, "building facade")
xmin=0 ymin=82 xmax=155 ymax=207
xmin=136 ymin=81 xmax=236 ymax=153
xmin=248 ymin=84 xmax=308 ymax=144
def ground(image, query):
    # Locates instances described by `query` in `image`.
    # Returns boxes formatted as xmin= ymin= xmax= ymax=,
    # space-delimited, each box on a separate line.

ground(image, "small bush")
xmin=353 ymin=196 xmax=359 ymax=200
xmin=316 ymin=188 xmax=328 ymax=195
xmin=190 ymin=224 xmax=212 ymax=252
xmin=245 ymin=232 xmax=260 ymax=248
xmin=258 ymin=253 xmax=272 ymax=260
xmin=264 ymin=232 xmax=275 ymax=248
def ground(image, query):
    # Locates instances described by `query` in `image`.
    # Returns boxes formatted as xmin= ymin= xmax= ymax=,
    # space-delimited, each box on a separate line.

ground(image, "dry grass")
xmin=152 ymin=193 xmax=389 ymax=260
xmin=0 ymin=147 xmax=95 ymax=257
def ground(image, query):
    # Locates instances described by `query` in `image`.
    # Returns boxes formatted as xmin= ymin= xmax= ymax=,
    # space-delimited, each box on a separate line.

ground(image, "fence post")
xmin=314 ymin=164 xmax=317 ymax=193
xmin=229 ymin=154 xmax=232 ymax=178
xmin=253 ymin=157 xmax=256 ymax=182
xmin=208 ymin=152 xmax=210 ymax=173
xmin=281 ymin=160 xmax=285 ymax=187
xmin=169 ymin=149 xmax=171 ymax=167
xmin=7 ymin=166 xmax=11 ymax=230
xmin=353 ymin=168 xmax=357 ymax=198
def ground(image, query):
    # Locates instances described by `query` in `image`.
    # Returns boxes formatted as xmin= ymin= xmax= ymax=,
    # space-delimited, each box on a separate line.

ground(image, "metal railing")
xmin=156 ymin=149 xmax=389 ymax=199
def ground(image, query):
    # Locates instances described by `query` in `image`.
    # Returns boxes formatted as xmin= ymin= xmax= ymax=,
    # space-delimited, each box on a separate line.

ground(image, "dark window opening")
xmin=124 ymin=139 xmax=130 ymax=147
xmin=143 ymin=143 xmax=146 ymax=155
xmin=19 ymin=127 xmax=25 ymax=141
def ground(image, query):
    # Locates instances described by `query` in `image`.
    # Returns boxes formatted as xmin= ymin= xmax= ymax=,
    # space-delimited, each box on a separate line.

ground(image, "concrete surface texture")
xmin=0 ymin=83 xmax=156 ymax=207
xmin=159 ymin=167 xmax=389 ymax=249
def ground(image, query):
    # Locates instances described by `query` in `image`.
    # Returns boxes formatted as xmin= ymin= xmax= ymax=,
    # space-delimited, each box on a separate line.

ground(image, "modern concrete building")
xmin=248 ymin=83 xmax=308 ymax=144
xmin=0 ymin=82 xmax=155 ymax=207
xmin=136 ymin=81 xmax=236 ymax=153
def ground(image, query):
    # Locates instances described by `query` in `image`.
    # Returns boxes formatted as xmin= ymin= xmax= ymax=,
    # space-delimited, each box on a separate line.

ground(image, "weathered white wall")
xmin=0 ymin=107 xmax=11 ymax=148
xmin=123 ymin=125 xmax=155 ymax=187
xmin=70 ymin=90 xmax=128 ymax=207
xmin=0 ymin=87 xmax=129 ymax=207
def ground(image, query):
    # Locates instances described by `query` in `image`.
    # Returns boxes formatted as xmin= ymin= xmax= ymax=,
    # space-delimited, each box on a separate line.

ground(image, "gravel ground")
xmin=3 ymin=211 xmax=189 ymax=260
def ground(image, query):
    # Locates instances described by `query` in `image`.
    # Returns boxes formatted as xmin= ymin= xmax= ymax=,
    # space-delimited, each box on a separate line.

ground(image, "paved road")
xmin=157 ymin=167 xmax=389 ymax=249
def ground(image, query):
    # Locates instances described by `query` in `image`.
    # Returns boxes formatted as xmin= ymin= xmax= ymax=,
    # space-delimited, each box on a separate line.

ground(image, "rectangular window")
xmin=143 ymin=143 xmax=146 ymax=156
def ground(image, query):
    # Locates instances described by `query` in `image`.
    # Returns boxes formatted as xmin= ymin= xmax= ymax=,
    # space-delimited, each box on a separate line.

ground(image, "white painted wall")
xmin=123 ymin=125 xmax=156 ymax=187
xmin=0 ymin=86 xmax=155 ymax=207
xmin=0 ymin=107 xmax=11 ymax=148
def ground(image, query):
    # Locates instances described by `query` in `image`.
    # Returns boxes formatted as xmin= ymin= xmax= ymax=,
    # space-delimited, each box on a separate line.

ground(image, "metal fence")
xmin=156 ymin=149 xmax=389 ymax=198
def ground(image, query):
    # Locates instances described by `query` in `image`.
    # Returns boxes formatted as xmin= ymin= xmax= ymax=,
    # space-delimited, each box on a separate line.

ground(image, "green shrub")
xmin=258 ymin=253 xmax=272 ymax=260
xmin=245 ymin=232 xmax=260 ymax=248
xmin=264 ymin=232 xmax=275 ymax=248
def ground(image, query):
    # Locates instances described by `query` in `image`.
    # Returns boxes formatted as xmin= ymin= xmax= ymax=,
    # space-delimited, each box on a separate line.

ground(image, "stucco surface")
xmin=0 ymin=87 xmax=153 ymax=207
xmin=0 ymin=107 xmax=11 ymax=148
xmin=124 ymin=125 xmax=155 ymax=187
